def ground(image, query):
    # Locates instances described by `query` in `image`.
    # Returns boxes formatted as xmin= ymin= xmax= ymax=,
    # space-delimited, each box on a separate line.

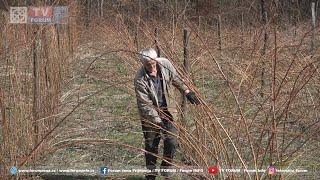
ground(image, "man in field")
xmin=134 ymin=48 xmax=200 ymax=179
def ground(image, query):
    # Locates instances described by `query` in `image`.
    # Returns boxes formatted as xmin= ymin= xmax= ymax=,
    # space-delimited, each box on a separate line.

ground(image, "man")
xmin=134 ymin=48 xmax=200 ymax=179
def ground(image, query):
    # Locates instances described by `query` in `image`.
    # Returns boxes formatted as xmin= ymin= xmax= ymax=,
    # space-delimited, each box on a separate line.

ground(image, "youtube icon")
xmin=208 ymin=166 xmax=219 ymax=175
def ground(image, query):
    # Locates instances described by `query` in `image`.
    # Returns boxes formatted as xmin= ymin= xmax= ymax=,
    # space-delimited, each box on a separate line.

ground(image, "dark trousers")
xmin=142 ymin=113 xmax=177 ymax=180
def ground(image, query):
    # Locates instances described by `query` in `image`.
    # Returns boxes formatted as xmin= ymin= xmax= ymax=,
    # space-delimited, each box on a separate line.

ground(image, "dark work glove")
xmin=158 ymin=121 xmax=165 ymax=129
xmin=186 ymin=91 xmax=201 ymax=105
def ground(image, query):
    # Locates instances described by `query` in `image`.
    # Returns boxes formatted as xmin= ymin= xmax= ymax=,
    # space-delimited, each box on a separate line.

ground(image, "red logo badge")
xmin=208 ymin=166 xmax=219 ymax=175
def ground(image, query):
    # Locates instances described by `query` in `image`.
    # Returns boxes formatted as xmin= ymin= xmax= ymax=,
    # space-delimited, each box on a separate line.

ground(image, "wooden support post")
xmin=1 ymin=26 xmax=9 ymax=169
xmin=86 ymin=0 xmax=91 ymax=27
xmin=218 ymin=15 xmax=222 ymax=51
xmin=135 ymin=0 xmax=141 ymax=51
xmin=171 ymin=0 xmax=177 ymax=52
xmin=183 ymin=29 xmax=189 ymax=74
xmin=198 ymin=16 xmax=201 ymax=34
xmin=101 ymin=0 xmax=104 ymax=18
xmin=146 ymin=0 xmax=149 ymax=20
xmin=181 ymin=29 xmax=189 ymax=121
xmin=155 ymin=28 xmax=160 ymax=57
xmin=32 ymin=30 xmax=40 ymax=146
xmin=260 ymin=0 xmax=268 ymax=98
xmin=180 ymin=28 xmax=191 ymax=165
xmin=311 ymin=1 xmax=316 ymax=55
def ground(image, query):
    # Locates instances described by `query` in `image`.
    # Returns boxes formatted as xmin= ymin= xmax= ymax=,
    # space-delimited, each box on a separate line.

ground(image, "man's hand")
xmin=154 ymin=117 xmax=165 ymax=128
xmin=186 ymin=91 xmax=201 ymax=105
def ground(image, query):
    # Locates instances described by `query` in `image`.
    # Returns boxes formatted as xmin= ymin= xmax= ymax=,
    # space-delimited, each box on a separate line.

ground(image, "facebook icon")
xmin=100 ymin=166 xmax=108 ymax=175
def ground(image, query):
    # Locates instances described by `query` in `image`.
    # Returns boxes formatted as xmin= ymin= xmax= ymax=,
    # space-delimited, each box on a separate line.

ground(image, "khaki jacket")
xmin=134 ymin=57 xmax=188 ymax=124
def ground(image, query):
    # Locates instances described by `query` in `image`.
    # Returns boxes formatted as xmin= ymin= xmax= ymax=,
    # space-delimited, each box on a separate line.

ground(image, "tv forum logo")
xmin=10 ymin=6 xmax=68 ymax=24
